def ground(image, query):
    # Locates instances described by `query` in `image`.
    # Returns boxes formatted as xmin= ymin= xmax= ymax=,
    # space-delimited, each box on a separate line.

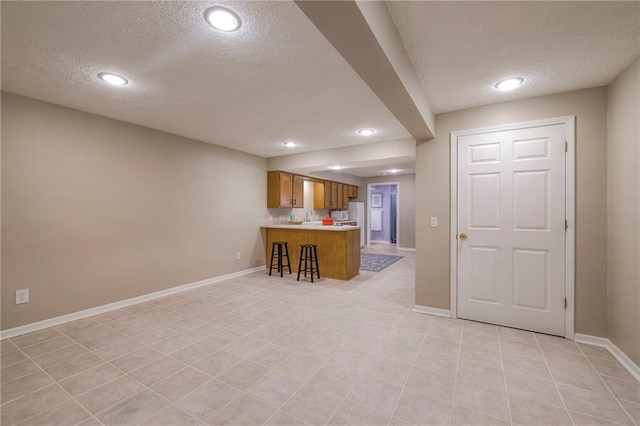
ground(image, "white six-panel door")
xmin=456 ymin=122 xmax=568 ymax=336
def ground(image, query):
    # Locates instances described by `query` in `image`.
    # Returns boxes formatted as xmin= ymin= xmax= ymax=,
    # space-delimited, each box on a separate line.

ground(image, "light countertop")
xmin=261 ymin=222 xmax=360 ymax=231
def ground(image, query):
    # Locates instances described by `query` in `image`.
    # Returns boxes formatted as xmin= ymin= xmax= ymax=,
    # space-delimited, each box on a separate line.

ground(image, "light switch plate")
xmin=430 ymin=217 xmax=438 ymax=228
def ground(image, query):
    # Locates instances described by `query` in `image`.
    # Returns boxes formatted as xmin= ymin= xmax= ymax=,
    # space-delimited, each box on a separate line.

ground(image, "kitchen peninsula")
xmin=262 ymin=223 xmax=360 ymax=280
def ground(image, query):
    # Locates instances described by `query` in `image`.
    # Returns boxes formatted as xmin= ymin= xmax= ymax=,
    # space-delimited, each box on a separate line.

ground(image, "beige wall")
xmin=1 ymin=93 xmax=268 ymax=330
xmin=416 ymin=87 xmax=608 ymax=337
xmin=360 ymin=174 xmax=415 ymax=249
xmin=606 ymin=57 xmax=640 ymax=364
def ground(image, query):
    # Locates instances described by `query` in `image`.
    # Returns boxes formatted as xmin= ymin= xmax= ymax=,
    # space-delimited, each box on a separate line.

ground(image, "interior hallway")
xmin=1 ymin=247 xmax=638 ymax=426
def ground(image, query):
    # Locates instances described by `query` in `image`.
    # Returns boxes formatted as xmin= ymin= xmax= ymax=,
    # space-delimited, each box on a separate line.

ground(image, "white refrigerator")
xmin=348 ymin=202 xmax=365 ymax=247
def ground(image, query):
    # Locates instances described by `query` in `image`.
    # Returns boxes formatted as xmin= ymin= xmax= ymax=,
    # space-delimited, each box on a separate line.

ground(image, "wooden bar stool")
xmin=297 ymin=244 xmax=320 ymax=282
xmin=269 ymin=241 xmax=291 ymax=277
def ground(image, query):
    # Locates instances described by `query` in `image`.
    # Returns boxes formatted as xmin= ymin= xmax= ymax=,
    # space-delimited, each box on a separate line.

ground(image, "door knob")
xmin=459 ymin=233 xmax=468 ymax=241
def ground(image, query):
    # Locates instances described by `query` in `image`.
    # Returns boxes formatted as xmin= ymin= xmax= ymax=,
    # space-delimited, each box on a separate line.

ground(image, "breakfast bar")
xmin=262 ymin=223 xmax=361 ymax=280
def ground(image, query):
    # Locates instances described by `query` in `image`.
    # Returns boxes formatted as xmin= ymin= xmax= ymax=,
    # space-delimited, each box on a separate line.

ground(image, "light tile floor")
xmin=1 ymin=244 xmax=638 ymax=426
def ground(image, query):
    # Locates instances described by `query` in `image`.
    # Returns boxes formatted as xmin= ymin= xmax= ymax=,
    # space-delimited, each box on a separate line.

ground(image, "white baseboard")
xmin=413 ymin=304 xmax=452 ymax=318
xmin=397 ymin=247 xmax=416 ymax=252
xmin=575 ymin=333 xmax=640 ymax=382
xmin=0 ymin=265 xmax=266 ymax=340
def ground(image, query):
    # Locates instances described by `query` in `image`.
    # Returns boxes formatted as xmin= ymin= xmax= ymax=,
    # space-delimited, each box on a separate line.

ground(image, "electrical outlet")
xmin=236 ymin=252 xmax=241 ymax=260
xmin=15 ymin=289 xmax=29 ymax=305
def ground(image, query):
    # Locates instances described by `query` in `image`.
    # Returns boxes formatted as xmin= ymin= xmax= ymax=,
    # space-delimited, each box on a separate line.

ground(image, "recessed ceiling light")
xmin=358 ymin=128 xmax=375 ymax=136
xmin=329 ymin=165 xmax=344 ymax=170
xmin=495 ymin=77 xmax=524 ymax=91
xmin=98 ymin=72 xmax=128 ymax=86
xmin=283 ymin=142 xmax=298 ymax=148
xmin=204 ymin=6 xmax=241 ymax=32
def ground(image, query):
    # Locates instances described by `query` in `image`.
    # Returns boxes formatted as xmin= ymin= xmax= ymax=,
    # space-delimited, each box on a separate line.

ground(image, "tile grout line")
xmin=28 ymin=307 xmax=250 ymax=425
xmin=497 ymin=325 xmax=514 ymax=425
xmin=5 ymin=341 xmax=104 ymax=426
xmin=542 ymin=337 xmax=638 ymax=425
xmin=446 ymin=323 xmax=472 ymax=425
xmin=42 ymin=319 xmax=205 ymax=426
xmin=319 ymin=372 xmax=353 ymax=425
xmin=16 ymin=256 xmax=635 ymax=426
xmin=13 ymin=302 xmax=424 ymax=424
xmin=79 ymin=322 xmax=265 ymax=426
xmin=111 ymin=324 xmax=286 ymax=425
xmin=166 ymin=314 xmax=331 ymax=425
xmin=385 ymin=311 xmax=436 ymax=426
xmin=260 ymin=292 xmax=414 ymax=425
xmin=534 ymin=335 xmax=577 ymax=426
xmin=315 ymin=314 xmax=407 ymax=426
xmin=197 ymin=364 xmax=283 ymax=424
xmin=147 ymin=272 xmax=408 ymax=421
xmin=258 ymin=323 xmax=340 ymax=425
xmin=249 ymin=313 xmax=366 ymax=425
xmin=577 ymin=344 xmax=638 ymax=426
xmin=266 ymin=318 xmax=338 ymax=426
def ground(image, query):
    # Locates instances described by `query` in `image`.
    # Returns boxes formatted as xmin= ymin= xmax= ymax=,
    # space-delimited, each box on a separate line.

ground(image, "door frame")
xmin=449 ymin=116 xmax=576 ymax=339
xmin=366 ymin=182 xmax=400 ymax=247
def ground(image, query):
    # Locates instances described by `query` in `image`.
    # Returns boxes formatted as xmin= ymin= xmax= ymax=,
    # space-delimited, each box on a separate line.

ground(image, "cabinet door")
xmin=278 ymin=172 xmax=293 ymax=208
xmin=341 ymin=185 xmax=349 ymax=208
xmin=292 ymin=175 xmax=304 ymax=208
xmin=323 ymin=181 xmax=332 ymax=209
xmin=352 ymin=185 xmax=358 ymax=199
xmin=337 ymin=184 xmax=344 ymax=209
xmin=268 ymin=171 xmax=291 ymax=208
xmin=331 ymin=182 xmax=338 ymax=209
xmin=314 ymin=182 xmax=325 ymax=209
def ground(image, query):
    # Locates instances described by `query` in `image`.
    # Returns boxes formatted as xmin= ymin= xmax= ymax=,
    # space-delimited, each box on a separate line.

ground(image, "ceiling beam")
xmin=295 ymin=0 xmax=435 ymax=142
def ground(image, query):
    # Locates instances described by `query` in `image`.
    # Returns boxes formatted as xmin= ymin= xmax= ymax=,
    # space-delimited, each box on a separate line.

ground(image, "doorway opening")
xmin=367 ymin=183 xmax=399 ymax=247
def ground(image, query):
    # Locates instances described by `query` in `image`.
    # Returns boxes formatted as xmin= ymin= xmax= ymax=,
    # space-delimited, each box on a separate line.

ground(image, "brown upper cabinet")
xmin=321 ymin=181 xmax=330 ymax=209
xmin=268 ymin=171 xmax=358 ymax=210
xmin=292 ymin=175 xmax=304 ymax=208
xmin=314 ymin=182 xmax=325 ymax=209
xmin=320 ymin=181 xmax=357 ymax=209
xmin=322 ymin=180 xmax=339 ymax=209
xmin=341 ymin=184 xmax=349 ymax=209
xmin=331 ymin=182 xmax=338 ymax=208
xmin=337 ymin=184 xmax=344 ymax=209
xmin=267 ymin=171 xmax=304 ymax=208
xmin=336 ymin=184 xmax=349 ymax=209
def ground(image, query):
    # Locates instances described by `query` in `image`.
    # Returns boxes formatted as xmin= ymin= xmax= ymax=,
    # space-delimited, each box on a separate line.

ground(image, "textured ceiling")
xmin=386 ymin=1 xmax=640 ymax=114
xmin=1 ymin=1 xmax=411 ymax=158
xmin=3 ymin=1 xmax=639 ymax=178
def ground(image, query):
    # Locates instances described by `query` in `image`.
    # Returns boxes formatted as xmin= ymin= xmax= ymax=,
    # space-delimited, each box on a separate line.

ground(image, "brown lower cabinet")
xmin=264 ymin=226 xmax=360 ymax=280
